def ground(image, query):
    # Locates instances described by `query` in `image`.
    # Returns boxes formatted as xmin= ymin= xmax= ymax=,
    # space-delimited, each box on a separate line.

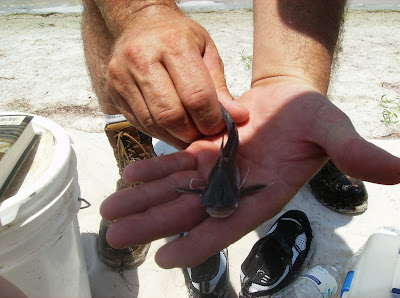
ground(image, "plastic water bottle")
xmin=272 ymin=264 xmax=343 ymax=298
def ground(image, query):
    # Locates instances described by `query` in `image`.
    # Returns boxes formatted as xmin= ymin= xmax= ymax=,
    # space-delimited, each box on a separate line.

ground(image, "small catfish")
xmin=177 ymin=104 xmax=268 ymax=218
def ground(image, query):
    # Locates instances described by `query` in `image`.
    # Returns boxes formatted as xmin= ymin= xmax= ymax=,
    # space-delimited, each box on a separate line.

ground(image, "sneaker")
xmin=97 ymin=121 xmax=156 ymax=269
xmin=240 ymin=210 xmax=314 ymax=297
xmin=309 ymin=160 xmax=368 ymax=214
xmin=182 ymin=247 xmax=229 ymax=298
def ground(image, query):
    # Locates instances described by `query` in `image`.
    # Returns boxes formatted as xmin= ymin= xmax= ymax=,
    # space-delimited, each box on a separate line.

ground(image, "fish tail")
xmin=219 ymin=103 xmax=238 ymax=157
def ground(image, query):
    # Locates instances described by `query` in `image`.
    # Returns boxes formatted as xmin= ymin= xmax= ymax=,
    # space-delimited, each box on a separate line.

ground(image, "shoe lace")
xmin=117 ymin=132 xmax=151 ymax=166
xmin=116 ymin=131 xmax=152 ymax=189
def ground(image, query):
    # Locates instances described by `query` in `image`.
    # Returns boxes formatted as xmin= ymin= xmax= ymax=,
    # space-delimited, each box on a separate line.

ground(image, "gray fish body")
xmin=177 ymin=104 xmax=266 ymax=218
xmin=201 ymin=105 xmax=240 ymax=217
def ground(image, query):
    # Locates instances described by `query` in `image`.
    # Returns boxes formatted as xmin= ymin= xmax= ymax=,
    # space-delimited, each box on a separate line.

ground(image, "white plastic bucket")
xmin=0 ymin=113 xmax=91 ymax=297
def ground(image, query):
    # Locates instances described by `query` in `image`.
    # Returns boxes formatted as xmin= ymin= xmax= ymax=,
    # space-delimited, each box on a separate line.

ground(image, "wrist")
xmin=93 ymin=0 xmax=182 ymax=37
xmin=250 ymin=76 xmax=321 ymax=95
xmin=251 ymin=65 xmax=330 ymax=96
xmin=121 ymin=3 xmax=184 ymax=34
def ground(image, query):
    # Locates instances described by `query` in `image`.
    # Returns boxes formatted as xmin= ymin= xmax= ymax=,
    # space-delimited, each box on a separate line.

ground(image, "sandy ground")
xmin=1 ymin=10 xmax=399 ymax=138
xmin=1 ymin=9 xmax=400 ymax=298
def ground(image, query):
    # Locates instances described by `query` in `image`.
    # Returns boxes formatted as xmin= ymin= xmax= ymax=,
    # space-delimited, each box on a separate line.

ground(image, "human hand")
xmin=100 ymin=79 xmax=400 ymax=268
xmin=106 ymin=5 xmax=248 ymax=149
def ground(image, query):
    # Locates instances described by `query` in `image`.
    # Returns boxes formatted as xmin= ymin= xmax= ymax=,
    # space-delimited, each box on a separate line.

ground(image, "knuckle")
xmin=161 ymin=28 xmax=185 ymax=49
xmin=107 ymin=59 xmax=122 ymax=82
xmin=123 ymin=43 xmax=142 ymax=64
xmin=141 ymin=117 xmax=157 ymax=134
xmin=160 ymin=28 xmax=196 ymax=57
xmin=155 ymin=108 xmax=185 ymax=128
xmin=183 ymin=88 xmax=212 ymax=111
xmin=123 ymin=43 xmax=151 ymax=73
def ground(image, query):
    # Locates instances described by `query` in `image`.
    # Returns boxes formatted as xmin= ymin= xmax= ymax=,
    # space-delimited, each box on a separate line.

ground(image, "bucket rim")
xmin=0 ymin=112 xmax=72 ymax=226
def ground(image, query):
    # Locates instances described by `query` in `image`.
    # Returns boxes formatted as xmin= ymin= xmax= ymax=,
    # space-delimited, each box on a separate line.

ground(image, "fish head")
xmin=202 ymin=174 xmax=240 ymax=218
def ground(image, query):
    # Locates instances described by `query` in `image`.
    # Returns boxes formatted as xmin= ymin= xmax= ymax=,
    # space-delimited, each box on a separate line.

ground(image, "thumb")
xmin=331 ymin=136 xmax=400 ymax=185
xmin=317 ymin=104 xmax=400 ymax=185
xmin=202 ymin=38 xmax=249 ymax=124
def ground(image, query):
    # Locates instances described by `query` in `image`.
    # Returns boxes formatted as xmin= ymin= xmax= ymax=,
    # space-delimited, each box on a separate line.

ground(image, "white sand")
xmin=1 ymin=9 xmax=400 ymax=297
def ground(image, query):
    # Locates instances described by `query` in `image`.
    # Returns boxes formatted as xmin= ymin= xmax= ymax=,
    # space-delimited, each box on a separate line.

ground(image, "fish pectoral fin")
xmin=176 ymin=188 xmax=203 ymax=196
xmin=240 ymin=184 xmax=268 ymax=196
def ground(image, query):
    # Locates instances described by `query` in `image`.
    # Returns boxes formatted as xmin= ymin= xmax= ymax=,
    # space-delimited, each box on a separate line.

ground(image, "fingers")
xmin=101 ymin=150 xmax=200 ymax=221
xmin=163 ymin=38 xmax=226 ymax=137
xmin=107 ymin=58 xmax=191 ymax=148
xmin=106 ymin=15 xmax=249 ymax=146
xmin=202 ymin=39 xmax=249 ymax=124
xmin=106 ymin=22 xmax=226 ymax=146
xmin=108 ymin=53 xmax=200 ymax=144
xmin=100 ymin=152 xmax=285 ymax=268
xmin=105 ymin=193 xmax=208 ymax=249
xmin=100 ymin=178 xmax=177 ymax=221
xmin=155 ymin=181 xmax=286 ymax=268
xmin=123 ymin=150 xmax=197 ymax=183
xmin=101 ymin=169 xmax=201 ymax=220
xmin=132 ymin=61 xmax=201 ymax=143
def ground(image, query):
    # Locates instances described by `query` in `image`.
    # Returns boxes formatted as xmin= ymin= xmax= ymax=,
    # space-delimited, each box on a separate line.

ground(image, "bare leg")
xmin=82 ymin=0 xmax=118 ymax=115
xmin=82 ymin=1 xmax=155 ymax=269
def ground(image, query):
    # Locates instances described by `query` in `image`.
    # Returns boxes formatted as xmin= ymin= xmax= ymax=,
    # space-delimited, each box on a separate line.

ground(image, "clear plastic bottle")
xmin=271 ymin=264 xmax=343 ymax=298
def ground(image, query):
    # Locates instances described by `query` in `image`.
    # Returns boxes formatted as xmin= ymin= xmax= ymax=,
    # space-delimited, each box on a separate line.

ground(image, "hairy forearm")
xmin=89 ymin=0 xmax=181 ymax=36
xmin=252 ymin=0 xmax=346 ymax=94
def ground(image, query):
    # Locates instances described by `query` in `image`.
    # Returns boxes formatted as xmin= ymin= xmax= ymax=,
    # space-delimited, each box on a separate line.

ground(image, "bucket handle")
xmin=78 ymin=197 xmax=91 ymax=209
